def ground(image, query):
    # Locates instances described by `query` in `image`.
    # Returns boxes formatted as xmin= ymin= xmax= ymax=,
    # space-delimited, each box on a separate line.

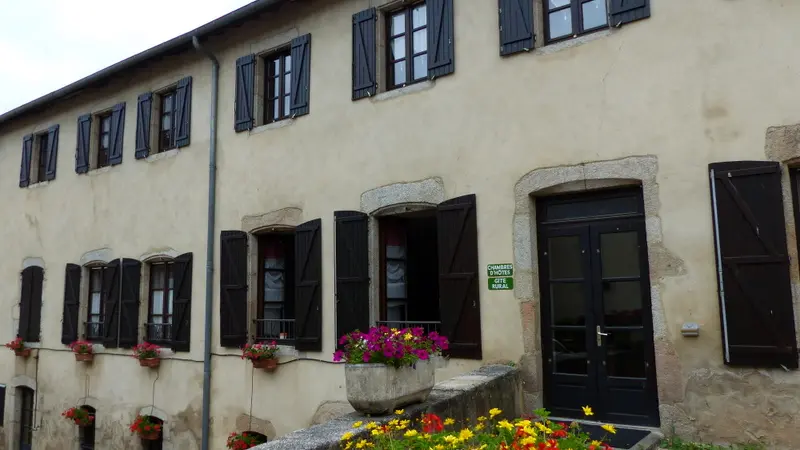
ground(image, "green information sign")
xmin=488 ymin=277 xmax=514 ymax=290
xmin=487 ymin=264 xmax=514 ymax=277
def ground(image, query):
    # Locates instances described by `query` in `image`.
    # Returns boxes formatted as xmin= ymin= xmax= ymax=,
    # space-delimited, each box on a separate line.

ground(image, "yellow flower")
xmin=444 ymin=435 xmax=458 ymax=443
xmin=473 ymin=423 xmax=484 ymax=431
xmin=388 ymin=419 xmax=399 ymax=427
xmin=582 ymin=405 xmax=594 ymax=417
xmin=404 ymin=332 xmax=413 ymax=341
xmin=370 ymin=428 xmax=383 ymax=436
xmin=341 ymin=431 xmax=353 ymax=441
xmin=601 ymin=424 xmax=616 ymax=434
xmin=443 ymin=418 xmax=455 ymax=426
xmin=515 ymin=419 xmax=531 ymax=427
xmin=344 ymin=442 xmax=353 ymax=450
xmin=394 ymin=409 xmax=405 ymax=415
xmin=390 ymin=328 xmax=398 ymax=333
xmin=489 ymin=408 xmax=502 ymax=418
xmin=522 ymin=425 xmax=536 ymax=436
xmin=365 ymin=422 xmax=378 ymax=430
xmin=497 ymin=420 xmax=514 ymax=430
xmin=534 ymin=422 xmax=552 ymax=434
xmin=355 ymin=439 xmax=369 ymax=449
xmin=478 ymin=445 xmax=488 ymax=450
xmin=476 ymin=416 xmax=487 ymax=422
xmin=404 ymin=429 xmax=419 ymax=438
xmin=459 ymin=429 xmax=474 ymax=440
xmin=433 ymin=445 xmax=445 ymax=450
xmin=352 ymin=421 xmax=363 ymax=428
xmin=591 ymin=440 xmax=603 ymax=446
xmin=520 ymin=436 xmax=536 ymax=446
xmin=400 ymin=419 xmax=410 ymax=427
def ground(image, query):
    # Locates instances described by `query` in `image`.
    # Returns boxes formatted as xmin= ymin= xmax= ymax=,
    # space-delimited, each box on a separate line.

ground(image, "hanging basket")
xmin=75 ymin=353 xmax=94 ymax=362
xmin=251 ymin=358 xmax=278 ymax=372
xmin=139 ymin=358 xmax=160 ymax=368
xmin=14 ymin=348 xmax=32 ymax=358
xmin=138 ymin=430 xmax=161 ymax=440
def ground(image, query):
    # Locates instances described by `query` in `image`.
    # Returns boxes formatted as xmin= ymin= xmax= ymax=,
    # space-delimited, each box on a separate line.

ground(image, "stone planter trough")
xmin=345 ymin=359 xmax=435 ymax=414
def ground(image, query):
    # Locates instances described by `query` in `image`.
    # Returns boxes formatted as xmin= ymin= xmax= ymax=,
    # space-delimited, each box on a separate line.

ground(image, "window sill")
xmin=372 ymin=80 xmax=435 ymax=103
xmin=250 ymin=119 xmax=295 ymax=135
xmin=87 ymin=166 xmax=112 ymax=176
xmin=23 ymin=342 xmax=41 ymax=348
xmin=537 ymin=29 xmax=612 ymax=56
xmin=146 ymin=148 xmax=180 ymax=163
xmin=25 ymin=181 xmax=50 ymax=189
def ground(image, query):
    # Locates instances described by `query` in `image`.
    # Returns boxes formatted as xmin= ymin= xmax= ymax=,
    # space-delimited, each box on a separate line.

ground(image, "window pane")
xmin=101 ymin=134 xmax=109 ymax=149
xmin=412 ymin=29 xmax=427 ymax=53
xmin=387 ymin=260 xmax=406 ymax=299
xmin=152 ymin=291 xmax=164 ymax=315
xmin=413 ymin=55 xmax=427 ymax=80
xmin=603 ymin=281 xmax=644 ymax=327
xmin=152 ymin=265 xmax=165 ymax=289
xmin=168 ymin=269 xmax=174 ymax=289
xmin=549 ymin=9 xmax=573 ymax=39
xmin=101 ymin=118 xmax=111 ymax=132
xmin=553 ymin=329 xmax=588 ymax=374
xmin=163 ymin=95 xmax=173 ymax=111
xmin=393 ymin=61 xmax=407 ymax=85
xmin=387 ymin=300 xmax=407 ymax=322
xmin=90 ymin=293 xmax=101 ymax=314
xmin=273 ymin=78 xmax=281 ymax=97
xmin=91 ymin=269 xmax=102 ymax=290
xmin=600 ymin=231 xmax=640 ymax=278
xmin=549 ymin=0 xmax=570 ymax=8
xmin=391 ymin=13 xmax=405 ymax=35
xmin=412 ymin=5 xmax=426 ymax=28
xmin=272 ymin=58 xmax=281 ymax=76
xmin=273 ymin=99 xmax=280 ymax=119
xmin=548 ymin=236 xmax=583 ymax=279
xmin=582 ymin=0 xmax=607 ymax=29
xmin=391 ymin=36 xmax=406 ymax=60
xmin=162 ymin=114 xmax=171 ymax=130
xmin=284 ymin=73 xmax=291 ymax=94
xmin=551 ymin=283 xmax=586 ymax=326
xmin=284 ymin=95 xmax=291 ymax=117
xmin=284 ymin=55 xmax=291 ymax=72
xmin=606 ymin=330 xmax=646 ymax=378
xmin=167 ymin=289 xmax=174 ymax=316
xmin=264 ymin=270 xmax=285 ymax=302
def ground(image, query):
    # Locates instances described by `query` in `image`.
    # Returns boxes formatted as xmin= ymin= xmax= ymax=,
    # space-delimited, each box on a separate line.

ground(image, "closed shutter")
xmin=437 ymin=194 xmax=482 ymax=359
xmin=76 ymin=115 xmax=92 ymax=173
xmin=290 ymin=34 xmax=312 ymax=117
xmin=118 ymin=258 xmax=141 ymax=348
xmin=102 ymin=260 xmax=121 ymax=348
xmin=295 ymin=219 xmax=322 ymax=351
xmin=220 ymin=231 xmax=249 ymax=347
xmin=18 ymin=267 xmax=44 ymax=342
xmin=0 ymin=385 xmax=5 ymax=425
xmin=235 ymin=54 xmax=256 ymax=132
xmin=709 ymin=161 xmax=798 ymax=368
xmin=171 ymin=253 xmax=193 ymax=352
xmin=19 ymin=134 xmax=33 ymax=188
xmin=174 ymin=76 xmax=193 ymax=148
xmin=427 ymin=0 xmax=455 ymax=79
xmin=352 ymin=8 xmax=377 ymax=100
xmin=335 ymin=211 xmax=370 ymax=344
xmin=135 ymin=93 xmax=153 ymax=159
xmin=61 ymin=264 xmax=82 ymax=345
xmin=108 ymin=103 xmax=126 ymax=166
xmin=44 ymin=125 xmax=59 ymax=181
xmin=17 ymin=267 xmax=33 ymax=340
xmin=499 ymin=0 xmax=533 ymax=56
xmin=609 ymin=0 xmax=650 ymax=27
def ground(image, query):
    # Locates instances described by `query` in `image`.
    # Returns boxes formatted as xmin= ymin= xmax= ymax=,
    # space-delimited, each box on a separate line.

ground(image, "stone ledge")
xmin=255 ymin=364 xmax=521 ymax=450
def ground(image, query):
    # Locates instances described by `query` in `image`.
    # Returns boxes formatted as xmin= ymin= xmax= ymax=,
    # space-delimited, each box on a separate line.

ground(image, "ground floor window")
xmin=86 ymin=266 xmax=106 ymax=340
xmin=256 ymin=232 xmax=296 ymax=342
xmin=17 ymin=387 xmax=34 ymax=450
xmin=147 ymin=261 xmax=175 ymax=344
xmin=142 ymin=416 xmax=163 ymax=450
xmin=79 ymin=406 xmax=96 ymax=450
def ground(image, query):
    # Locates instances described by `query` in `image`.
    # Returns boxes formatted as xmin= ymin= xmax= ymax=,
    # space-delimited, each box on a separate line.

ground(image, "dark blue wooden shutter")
xmin=709 ymin=161 xmax=798 ymax=369
xmin=437 ymin=194 xmax=482 ymax=359
xmin=102 ymin=260 xmax=121 ymax=348
xmin=352 ymin=9 xmax=377 ymax=100
xmin=0 ymin=385 xmax=5 ymax=425
xmin=44 ymin=125 xmax=59 ymax=181
xmin=499 ymin=0 xmax=533 ymax=56
xmin=235 ymin=54 xmax=256 ymax=132
xmin=295 ymin=219 xmax=322 ymax=351
xmin=171 ymin=253 xmax=193 ymax=352
xmin=108 ymin=103 xmax=125 ymax=166
xmin=19 ymin=134 xmax=33 ymax=188
xmin=609 ymin=0 xmax=650 ymax=27
xmin=18 ymin=268 xmax=33 ymax=340
xmin=220 ymin=231 xmax=248 ymax=347
xmin=290 ymin=34 xmax=311 ymax=117
xmin=76 ymin=115 xmax=91 ymax=173
xmin=175 ymin=76 xmax=193 ymax=148
xmin=335 ymin=211 xmax=370 ymax=345
xmin=61 ymin=264 xmax=82 ymax=345
xmin=118 ymin=258 xmax=141 ymax=348
xmin=135 ymin=93 xmax=152 ymax=159
xmin=18 ymin=267 xmax=43 ymax=342
xmin=427 ymin=0 xmax=455 ymax=78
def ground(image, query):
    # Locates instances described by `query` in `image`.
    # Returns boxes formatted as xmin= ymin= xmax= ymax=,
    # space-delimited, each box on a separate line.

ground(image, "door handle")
xmin=597 ymin=331 xmax=609 ymax=336
xmin=596 ymin=326 xmax=609 ymax=346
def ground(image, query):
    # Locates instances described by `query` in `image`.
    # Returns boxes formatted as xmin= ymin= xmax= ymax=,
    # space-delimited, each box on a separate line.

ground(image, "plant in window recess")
xmin=69 ymin=340 xmax=94 ymax=362
xmin=5 ymin=336 xmax=31 ymax=358
xmin=333 ymin=326 xmax=449 ymax=414
xmin=61 ymin=407 xmax=94 ymax=427
xmin=129 ymin=414 xmax=163 ymax=440
xmin=131 ymin=342 xmax=162 ymax=368
xmin=241 ymin=341 xmax=280 ymax=372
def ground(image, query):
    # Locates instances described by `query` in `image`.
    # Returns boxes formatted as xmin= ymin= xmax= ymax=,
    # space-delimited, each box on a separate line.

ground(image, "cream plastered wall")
xmin=2 ymin=0 xmax=800 ymax=448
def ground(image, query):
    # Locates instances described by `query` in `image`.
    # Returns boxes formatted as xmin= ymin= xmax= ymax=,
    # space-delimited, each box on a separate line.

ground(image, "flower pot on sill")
xmin=14 ymin=348 xmax=31 ymax=358
xmin=138 ymin=430 xmax=161 ymax=440
xmin=251 ymin=357 xmax=278 ymax=372
xmin=75 ymin=353 xmax=94 ymax=362
xmin=139 ymin=358 xmax=160 ymax=368
xmin=344 ymin=359 xmax=435 ymax=415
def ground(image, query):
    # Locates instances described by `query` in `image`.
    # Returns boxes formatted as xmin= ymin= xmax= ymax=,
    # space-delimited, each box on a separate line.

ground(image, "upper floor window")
xmin=147 ymin=261 xmax=175 ymax=344
xmin=159 ymin=90 xmax=177 ymax=152
xmin=86 ymin=266 xmax=106 ymax=341
xmin=545 ymin=0 xmax=608 ymax=43
xmin=36 ymin=133 xmax=49 ymax=183
xmin=387 ymin=3 xmax=428 ymax=89
xmin=97 ymin=114 xmax=112 ymax=168
xmin=133 ymin=77 xmax=192 ymax=159
xmin=18 ymin=266 xmax=44 ymax=342
xmin=265 ymin=50 xmax=292 ymax=124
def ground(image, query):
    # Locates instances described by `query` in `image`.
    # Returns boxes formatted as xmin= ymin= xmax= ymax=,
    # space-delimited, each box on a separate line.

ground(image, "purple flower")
xmin=362 ymin=353 xmax=371 ymax=362
xmin=333 ymin=350 xmax=344 ymax=362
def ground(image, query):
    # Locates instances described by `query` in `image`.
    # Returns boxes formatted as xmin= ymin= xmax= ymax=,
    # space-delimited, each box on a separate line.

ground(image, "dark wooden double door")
xmin=538 ymin=189 xmax=659 ymax=426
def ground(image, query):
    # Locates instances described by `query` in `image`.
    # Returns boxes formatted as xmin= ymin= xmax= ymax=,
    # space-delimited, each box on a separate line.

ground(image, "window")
xmin=79 ymin=406 xmax=96 ymax=450
xmin=545 ymin=0 xmax=608 ymax=43
xmin=20 ymin=125 xmax=58 ymax=187
xmin=17 ymin=387 xmax=34 ymax=450
xmin=18 ymin=266 xmax=44 ymax=343
xmin=86 ymin=267 xmax=106 ymax=341
xmin=141 ymin=416 xmax=163 ymax=450
xmin=159 ymin=90 xmax=177 ymax=152
xmin=147 ymin=262 xmax=174 ymax=344
xmin=265 ymin=50 xmax=292 ymax=123
xmin=97 ymin=114 xmax=111 ymax=168
xmin=0 ymin=384 xmax=5 ymax=425
xmin=387 ymin=3 xmax=428 ymax=89
xmin=36 ymin=134 xmax=48 ymax=183
xmin=256 ymin=233 xmax=295 ymax=342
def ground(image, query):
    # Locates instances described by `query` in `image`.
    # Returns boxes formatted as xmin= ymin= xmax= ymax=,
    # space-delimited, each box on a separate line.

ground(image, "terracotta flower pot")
xmin=138 ymin=430 xmax=161 ymax=440
xmin=75 ymin=353 xmax=94 ymax=362
xmin=251 ymin=357 xmax=278 ymax=372
xmin=14 ymin=348 xmax=31 ymax=358
xmin=139 ymin=358 xmax=160 ymax=368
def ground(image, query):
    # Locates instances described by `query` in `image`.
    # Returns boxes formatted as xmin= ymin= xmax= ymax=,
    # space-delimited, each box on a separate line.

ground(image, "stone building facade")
xmin=1 ymin=0 xmax=800 ymax=448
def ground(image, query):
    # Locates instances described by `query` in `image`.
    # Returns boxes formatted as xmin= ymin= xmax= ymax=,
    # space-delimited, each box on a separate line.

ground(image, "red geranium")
xmin=4 ymin=337 xmax=25 ymax=351
xmin=129 ymin=414 xmax=162 ymax=436
xmin=69 ymin=340 xmax=94 ymax=355
xmin=62 ymin=407 xmax=94 ymax=427
xmin=131 ymin=342 xmax=161 ymax=360
xmin=226 ymin=431 xmax=267 ymax=450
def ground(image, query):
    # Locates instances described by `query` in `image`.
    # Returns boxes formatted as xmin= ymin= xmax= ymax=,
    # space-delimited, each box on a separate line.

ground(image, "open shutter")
xmin=118 ymin=258 xmax=141 ymax=348
xmin=0 ymin=385 xmax=5 ymax=425
xmin=499 ymin=0 xmax=533 ymax=56
xmin=295 ymin=219 xmax=322 ymax=351
xmin=17 ymin=268 xmax=33 ymax=339
xmin=102 ymin=260 xmax=121 ymax=348
xmin=18 ymin=267 xmax=44 ymax=342
xmin=290 ymin=34 xmax=312 ymax=117
xmin=609 ymin=0 xmax=650 ymax=27
xmin=709 ymin=161 xmax=798 ymax=369
xmin=171 ymin=253 xmax=193 ymax=351
xmin=335 ymin=212 xmax=370 ymax=344
xmin=108 ymin=103 xmax=125 ymax=166
xmin=19 ymin=134 xmax=33 ymax=188
xmin=220 ymin=231 xmax=248 ymax=347
xmin=61 ymin=264 xmax=82 ymax=345
xmin=175 ymin=76 xmax=193 ymax=148
xmin=135 ymin=93 xmax=152 ymax=159
xmin=235 ymin=55 xmax=256 ymax=132
xmin=437 ymin=194 xmax=482 ymax=359
xmin=76 ymin=115 xmax=91 ymax=173
xmin=352 ymin=9 xmax=377 ymax=100
xmin=427 ymin=0 xmax=455 ymax=79
xmin=44 ymin=125 xmax=59 ymax=181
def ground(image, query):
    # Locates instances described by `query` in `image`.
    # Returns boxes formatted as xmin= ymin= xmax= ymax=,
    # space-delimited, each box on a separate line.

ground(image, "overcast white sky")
xmin=0 ymin=0 xmax=254 ymax=115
